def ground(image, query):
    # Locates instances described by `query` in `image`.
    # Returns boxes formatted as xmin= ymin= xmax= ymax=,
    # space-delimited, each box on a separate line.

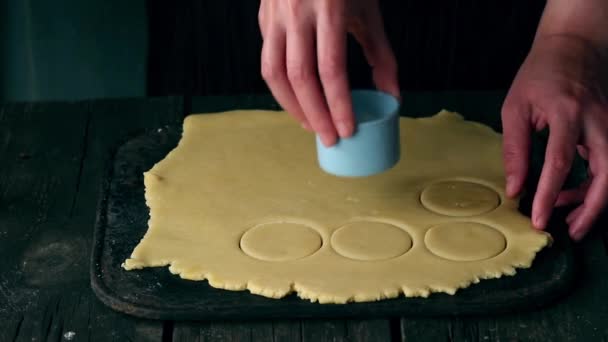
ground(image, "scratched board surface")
xmin=91 ymin=92 xmax=580 ymax=320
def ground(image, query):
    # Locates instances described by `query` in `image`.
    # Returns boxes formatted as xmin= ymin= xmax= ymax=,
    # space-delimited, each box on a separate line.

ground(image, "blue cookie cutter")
xmin=316 ymin=90 xmax=401 ymax=177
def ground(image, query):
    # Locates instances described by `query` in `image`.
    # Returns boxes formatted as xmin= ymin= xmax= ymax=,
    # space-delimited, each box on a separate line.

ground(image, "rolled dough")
xmin=123 ymin=110 xmax=551 ymax=303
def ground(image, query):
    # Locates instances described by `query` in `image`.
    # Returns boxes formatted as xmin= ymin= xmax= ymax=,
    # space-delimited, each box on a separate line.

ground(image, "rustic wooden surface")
xmin=1 ymin=95 xmax=607 ymax=341
xmin=91 ymin=92 xmax=576 ymax=321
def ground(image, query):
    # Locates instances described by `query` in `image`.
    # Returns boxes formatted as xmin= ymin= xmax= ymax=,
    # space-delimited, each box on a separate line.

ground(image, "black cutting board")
xmin=91 ymin=93 xmax=579 ymax=320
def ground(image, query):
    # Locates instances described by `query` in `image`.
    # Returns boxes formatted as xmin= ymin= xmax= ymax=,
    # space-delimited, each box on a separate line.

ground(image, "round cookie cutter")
xmin=316 ymin=90 xmax=401 ymax=177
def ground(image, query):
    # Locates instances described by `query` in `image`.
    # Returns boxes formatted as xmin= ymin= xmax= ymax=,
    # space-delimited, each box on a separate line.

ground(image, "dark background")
xmin=1 ymin=0 xmax=546 ymax=103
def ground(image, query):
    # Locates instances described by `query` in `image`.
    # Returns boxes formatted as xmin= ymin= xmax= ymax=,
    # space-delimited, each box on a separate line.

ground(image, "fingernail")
xmin=336 ymin=121 xmax=353 ymax=138
xmin=320 ymin=134 xmax=337 ymax=147
xmin=534 ymin=215 xmax=545 ymax=229
xmin=506 ymin=176 xmax=517 ymax=196
xmin=570 ymin=228 xmax=584 ymax=241
xmin=301 ymin=122 xmax=312 ymax=131
xmin=566 ymin=212 xmax=575 ymax=224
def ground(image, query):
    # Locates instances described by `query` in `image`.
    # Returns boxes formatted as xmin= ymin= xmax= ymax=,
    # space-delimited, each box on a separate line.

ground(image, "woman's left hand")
xmin=501 ymin=34 xmax=608 ymax=241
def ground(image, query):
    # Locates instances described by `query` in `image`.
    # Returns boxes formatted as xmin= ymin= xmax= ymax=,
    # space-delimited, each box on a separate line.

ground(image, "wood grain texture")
xmin=173 ymin=319 xmax=392 ymax=342
xmin=2 ymin=94 xmax=608 ymax=342
xmin=0 ymin=97 xmax=183 ymax=341
xmin=302 ymin=319 xmax=392 ymax=342
xmin=174 ymin=321 xmax=275 ymax=342
xmin=399 ymin=229 xmax=608 ymax=342
xmin=91 ymin=92 xmax=574 ymax=323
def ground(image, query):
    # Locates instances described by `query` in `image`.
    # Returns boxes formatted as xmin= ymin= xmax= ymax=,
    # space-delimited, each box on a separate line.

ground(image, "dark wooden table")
xmin=1 ymin=95 xmax=607 ymax=342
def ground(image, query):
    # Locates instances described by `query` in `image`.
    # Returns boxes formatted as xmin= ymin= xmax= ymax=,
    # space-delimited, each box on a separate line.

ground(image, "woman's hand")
xmin=502 ymin=34 xmax=608 ymax=240
xmin=258 ymin=0 xmax=399 ymax=146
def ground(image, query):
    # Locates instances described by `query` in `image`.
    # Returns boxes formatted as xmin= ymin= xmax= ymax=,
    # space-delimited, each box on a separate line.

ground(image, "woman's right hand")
xmin=258 ymin=0 xmax=400 ymax=146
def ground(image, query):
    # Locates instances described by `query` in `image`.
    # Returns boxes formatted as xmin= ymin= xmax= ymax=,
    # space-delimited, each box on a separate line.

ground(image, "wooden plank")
xmin=399 ymin=228 xmax=608 ymax=341
xmin=301 ymin=319 xmax=347 ymax=342
xmin=3 ymin=94 xmax=604 ymax=341
xmin=174 ymin=321 xmax=276 ymax=342
xmin=70 ymin=96 xmax=185 ymax=220
xmin=400 ymin=317 xmax=452 ymax=341
xmin=271 ymin=320 xmax=302 ymax=342
xmin=6 ymin=289 xmax=165 ymax=342
xmin=80 ymin=97 xmax=184 ymax=342
xmin=173 ymin=323 xmax=201 ymax=342
xmin=0 ymin=102 xmax=88 ymax=244
xmin=174 ymin=319 xmax=386 ymax=342
xmin=0 ymin=316 xmax=24 ymax=342
xmin=199 ymin=323 xmax=262 ymax=342
xmin=0 ymin=102 xmax=90 ymax=329
xmin=467 ymin=229 xmax=608 ymax=342
xmin=346 ymin=319 xmax=393 ymax=342
xmin=0 ymin=97 xmax=183 ymax=341
xmin=301 ymin=319 xmax=392 ymax=342
xmin=173 ymin=320 xmax=306 ymax=342
xmin=0 ymin=109 xmax=99 ymax=341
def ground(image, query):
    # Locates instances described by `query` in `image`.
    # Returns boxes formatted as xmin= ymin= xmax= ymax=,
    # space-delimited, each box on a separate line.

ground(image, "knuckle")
xmin=558 ymin=95 xmax=583 ymax=120
xmin=318 ymin=0 xmax=344 ymax=9
xmin=501 ymin=101 xmax=518 ymax=118
xmin=286 ymin=0 xmax=304 ymax=18
xmin=318 ymin=56 xmax=343 ymax=82
xmin=258 ymin=20 xmax=266 ymax=38
xmin=261 ymin=58 xmax=280 ymax=82
xmin=317 ymin=0 xmax=345 ymax=22
xmin=287 ymin=63 xmax=314 ymax=85
xmin=547 ymin=153 xmax=571 ymax=173
xmin=502 ymin=145 xmax=521 ymax=162
xmin=257 ymin=7 xmax=265 ymax=27
xmin=258 ymin=0 xmax=270 ymax=34
xmin=560 ymin=96 xmax=582 ymax=119
xmin=501 ymin=97 xmax=528 ymax=121
xmin=502 ymin=148 xmax=523 ymax=172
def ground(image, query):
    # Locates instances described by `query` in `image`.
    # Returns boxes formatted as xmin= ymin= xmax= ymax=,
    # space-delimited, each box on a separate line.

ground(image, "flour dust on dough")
xmin=123 ymin=109 xmax=551 ymax=304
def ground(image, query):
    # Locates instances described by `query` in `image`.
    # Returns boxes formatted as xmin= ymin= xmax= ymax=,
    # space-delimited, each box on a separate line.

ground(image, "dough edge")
xmin=123 ymin=230 xmax=550 ymax=303
xmin=121 ymin=109 xmax=553 ymax=304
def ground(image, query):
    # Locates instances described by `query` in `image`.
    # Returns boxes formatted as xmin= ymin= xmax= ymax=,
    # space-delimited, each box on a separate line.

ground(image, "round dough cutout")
xmin=420 ymin=181 xmax=500 ymax=216
xmin=424 ymin=222 xmax=506 ymax=261
xmin=331 ymin=221 xmax=412 ymax=261
xmin=240 ymin=222 xmax=322 ymax=261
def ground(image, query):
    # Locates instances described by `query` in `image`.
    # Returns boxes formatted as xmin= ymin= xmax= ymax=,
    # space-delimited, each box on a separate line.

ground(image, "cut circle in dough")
xmin=424 ymin=222 xmax=506 ymax=261
xmin=240 ymin=222 xmax=322 ymax=262
xmin=331 ymin=221 xmax=412 ymax=261
xmin=420 ymin=181 xmax=500 ymax=216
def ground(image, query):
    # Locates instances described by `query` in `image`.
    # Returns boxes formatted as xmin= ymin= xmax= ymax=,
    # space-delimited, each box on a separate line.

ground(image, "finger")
xmin=317 ymin=9 xmax=355 ymax=138
xmin=350 ymin=8 xmax=400 ymax=98
xmin=261 ymin=28 xmax=312 ymax=130
xmin=500 ymin=102 xmax=532 ymax=198
xmin=258 ymin=0 xmax=267 ymax=38
xmin=286 ymin=22 xmax=337 ymax=146
xmin=570 ymin=172 xmax=608 ymax=241
xmin=566 ymin=205 xmax=584 ymax=226
xmin=555 ymin=179 xmax=591 ymax=207
xmin=577 ymin=144 xmax=589 ymax=160
xmin=532 ymin=119 xmax=579 ymax=229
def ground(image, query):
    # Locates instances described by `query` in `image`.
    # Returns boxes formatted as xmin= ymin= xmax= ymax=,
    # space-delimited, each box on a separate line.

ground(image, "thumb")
xmin=348 ymin=8 xmax=400 ymax=98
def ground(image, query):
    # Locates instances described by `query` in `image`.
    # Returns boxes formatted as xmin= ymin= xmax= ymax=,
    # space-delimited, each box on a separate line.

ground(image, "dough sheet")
xmin=123 ymin=110 xmax=551 ymax=303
